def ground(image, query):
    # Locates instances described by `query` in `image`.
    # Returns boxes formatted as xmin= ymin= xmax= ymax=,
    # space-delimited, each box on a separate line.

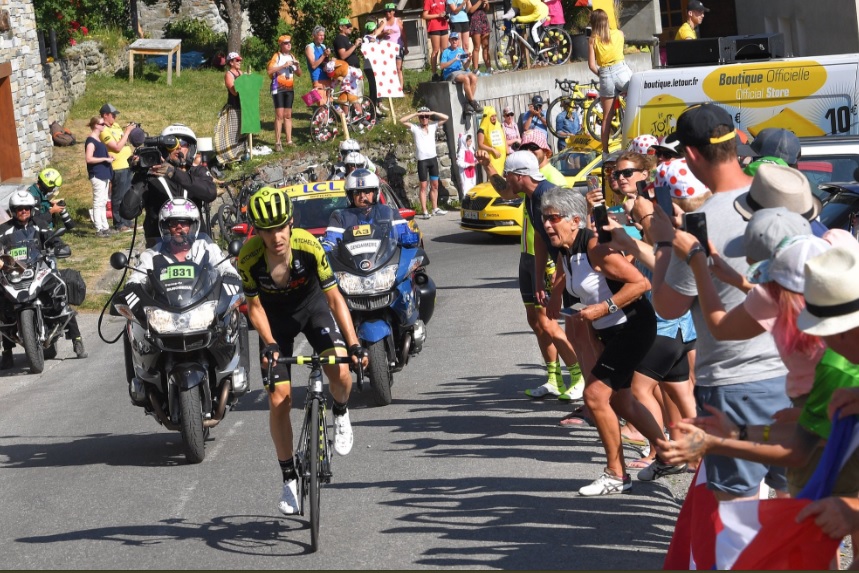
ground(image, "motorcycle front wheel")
xmin=178 ymin=386 xmax=206 ymax=464
xmin=19 ymin=308 xmax=45 ymax=374
xmin=367 ymin=339 xmax=393 ymax=406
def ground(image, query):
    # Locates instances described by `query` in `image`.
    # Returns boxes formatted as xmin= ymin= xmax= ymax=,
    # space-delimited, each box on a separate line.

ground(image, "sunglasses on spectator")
xmin=504 ymin=113 xmax=514 ymax=117
xmin=542 ymin=213 xmax=565 ymax=224
xmin=612 ymin=168 xmax=645 ymax=179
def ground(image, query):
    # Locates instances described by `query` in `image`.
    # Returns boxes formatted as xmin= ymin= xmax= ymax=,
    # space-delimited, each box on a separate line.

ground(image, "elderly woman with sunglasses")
xmin=541 ymin=187 xmax=665 ymax=496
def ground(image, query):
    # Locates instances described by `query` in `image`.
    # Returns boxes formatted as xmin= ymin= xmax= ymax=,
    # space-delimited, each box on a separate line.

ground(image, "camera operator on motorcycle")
xmin=329 ymin=139 xmax=377 ymax=180
xmin=126 ymin=198 xmax=239 ymax=287
xmin=322 ymin=169 xmax=414 ymax=253
xmin=120 ymin=124 xmax=217 ymax=247
xmin=26 ymin=168 xmax=73 ymax=257
xmin=0 ymin=192 xmax=87 ymax=368
xmin=237 ymin=187 xmax=368 ymax=516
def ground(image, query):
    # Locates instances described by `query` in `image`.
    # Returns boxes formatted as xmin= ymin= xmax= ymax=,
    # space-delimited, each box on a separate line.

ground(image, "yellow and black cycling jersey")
xmin=237 ymin=228 xmax=337 ymax=313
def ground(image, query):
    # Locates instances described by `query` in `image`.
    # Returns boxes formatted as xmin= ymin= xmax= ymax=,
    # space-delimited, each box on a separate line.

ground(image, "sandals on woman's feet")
xmin=559 ymin=406 xmax=594 ymax=427
xmin=627 ymin=458 xmax=654 ymax=470
xmin=275 ymin=142 xmax=283 ymax=152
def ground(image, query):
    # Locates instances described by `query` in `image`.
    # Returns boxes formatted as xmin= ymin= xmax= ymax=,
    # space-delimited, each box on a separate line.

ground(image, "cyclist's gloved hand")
xmin=260 ymin=342 xmax=280 ymax=366
xmin=348 ymin=344 xmax=369 ymax=368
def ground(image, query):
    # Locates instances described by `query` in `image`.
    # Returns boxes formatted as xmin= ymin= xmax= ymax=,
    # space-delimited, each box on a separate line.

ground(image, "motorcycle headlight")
xmin=145 ymin=301 xmax=216 ymax=334
xmin=336 ymin=264 xmax=398 ymax=295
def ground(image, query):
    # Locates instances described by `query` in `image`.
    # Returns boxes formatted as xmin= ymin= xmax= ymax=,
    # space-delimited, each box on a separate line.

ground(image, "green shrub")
xmin=241 ymin=19 xmax=293 ymax=72
xmin=162 ymin=18 xmax=227 ymax=55
xmin=284 ymin=0 xmax=350 ymax=50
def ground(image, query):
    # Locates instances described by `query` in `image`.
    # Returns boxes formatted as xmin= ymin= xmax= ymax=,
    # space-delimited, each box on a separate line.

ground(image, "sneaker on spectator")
xmin=637 ymin=457 xmax=686 ymax=481
xmin=278 ymin=479 xmax=299 ymax=515
xmin=579 ymin=470 xmax=632 ymax=496
xmin=419 ymin=212 xmax=431 ymax=220
xmin=524 ymin=381 xmax=561 ymax=399
xmin=432 ymin=207 xmax=448 ymax=215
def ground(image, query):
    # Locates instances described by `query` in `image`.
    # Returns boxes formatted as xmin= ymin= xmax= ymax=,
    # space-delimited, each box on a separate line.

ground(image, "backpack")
xmin=58 ymin=268 xmax=87 ymax=306
xmin=50 ymin=121 xmax=76 ymax=147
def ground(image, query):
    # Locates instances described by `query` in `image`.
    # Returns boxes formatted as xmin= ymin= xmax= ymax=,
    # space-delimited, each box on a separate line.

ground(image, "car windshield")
xmin=552 ymin=150 xmax=599 ymax=178
xmin=798 ymin=156 xmax=859 ymax=201
xmin=292 ymin=196 xmax=350 ymax=230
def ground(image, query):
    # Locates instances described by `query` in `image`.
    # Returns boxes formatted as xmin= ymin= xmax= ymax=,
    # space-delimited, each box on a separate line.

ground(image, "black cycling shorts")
xmin=518 ymin=252 xmax=538 ymax=306
xmin=273 ymin=90 xmax=295 ymax=109
xmin=591 ymin=298 xmax=657 ymax=391
xmin=263 ymin=295 xmax=346 ymax=384
xmin=636 ymin=329 xmax=695 ymax=383
xmin=417 ymin=157 xmax=440 ymax=182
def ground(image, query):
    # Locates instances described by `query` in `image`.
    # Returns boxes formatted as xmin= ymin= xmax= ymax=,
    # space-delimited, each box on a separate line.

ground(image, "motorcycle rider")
xmin=120 ymin=124 xmax=217 ymax=247
xmin=126 ymin=198 xmax=239 ymax=286
xmin=331 ymin=151 xmax=372 ymax=180
xmin=237 ymin=186 xmax=367 ymax=515
xmin=329 ymin=138 xmax=377 ymax=179
xmin=0 ymin=191 xmax=87 ymax=368
xmin=26 ymin=168 xmax=73 ymax=257
xmin=322 ymin=168 xmax=416 ymax=252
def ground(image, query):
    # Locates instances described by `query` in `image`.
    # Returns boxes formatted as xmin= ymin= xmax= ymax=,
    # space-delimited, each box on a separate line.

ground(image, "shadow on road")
xmin=430 ymin=230 xmax=519 ymax=246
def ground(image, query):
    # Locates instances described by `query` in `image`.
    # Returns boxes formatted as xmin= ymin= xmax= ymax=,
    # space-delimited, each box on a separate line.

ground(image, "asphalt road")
xmin=0 ymin=213 xmax=690 ymax=569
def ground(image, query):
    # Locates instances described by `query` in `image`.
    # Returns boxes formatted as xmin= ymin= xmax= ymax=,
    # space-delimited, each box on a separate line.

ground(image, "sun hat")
xmin=747 ymin=234 xmax=831 ymax=292
xmin=338 ymin=17 xmax=352 ymax=26
xmin=385 ymin=2 xmax=397 ymax=9
xmin=504 ymin=151 xmax=545 ymax=181
xmin=734 ymin=163 xmax=822 ymax=221
xmin=650 ymin=135 xmax=682 ymax=158
xmin=519 ymin=129 xmax=552 ymax=156
xmin=227 ymin=51 xmax=242 ymax=62
xmin=449 ymin=31 xmax=460 ymax=39
xmin=365 ymin=21 xmax=377 ymax=32
xmin=99 ymin=103 xmax=119 ymax=116
xmin=278 ymin=34 xmax=292 ymax=44
xmin=503 ymin=106 xmax=513 ymax=116
xmin=629 ymin=134 xmax=659 ymax=155
xmin=798 ymin=246 xmax=859 ymax=336
xmin=654 ymin=158 xmax=709 ymax=199
xmin=665 ymin=103 xmax=734 ymax=149
xmin=723 ymin=207 xmax=812 ymax=261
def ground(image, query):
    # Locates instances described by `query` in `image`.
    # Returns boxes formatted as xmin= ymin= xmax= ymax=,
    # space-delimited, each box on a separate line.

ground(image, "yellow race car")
xmin=459 ymin=135 xmax=620 ymax=236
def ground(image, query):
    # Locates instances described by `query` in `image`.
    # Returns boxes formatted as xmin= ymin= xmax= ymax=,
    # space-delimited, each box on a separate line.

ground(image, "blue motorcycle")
xmin=329 ymin=221 xmax=435 ymax=405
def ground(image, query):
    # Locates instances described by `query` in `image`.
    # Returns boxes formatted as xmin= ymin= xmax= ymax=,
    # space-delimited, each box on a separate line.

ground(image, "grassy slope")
xmin=51 ymin=63 xmax=428 ymax=310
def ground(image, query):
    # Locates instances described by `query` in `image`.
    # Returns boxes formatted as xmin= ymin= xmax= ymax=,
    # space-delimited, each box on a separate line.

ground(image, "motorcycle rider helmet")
xmin=158 ymin=198 xmax=200 ymax=247
xmin=339 ymin=138 xmax=361 ymax=160
xmin=37 ymin=167 xmax=63 ymax=198
xmin=8 ymin=190 xmax=37 ymax=218
xmin=248 ymin=187 xmax=293 ymax=230
xmin=344 ymin=168 xmax=380 ymax=207
xmin=343 ymin=151 xmax=366 ymax=171
xmin=160 ymin=123 xmax=198 ymax=167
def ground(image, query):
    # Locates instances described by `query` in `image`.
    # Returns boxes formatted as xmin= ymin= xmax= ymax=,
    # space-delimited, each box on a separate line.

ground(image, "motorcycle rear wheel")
xmin=178 ymin=386 xmax=206 ymax=464
xmin=367 ymin=339 xmax=393 ymax=406
xmin=309 ymin=397 xmax=321 ymax=552
xmin=20 ymin=308 xmax=44 ymax=374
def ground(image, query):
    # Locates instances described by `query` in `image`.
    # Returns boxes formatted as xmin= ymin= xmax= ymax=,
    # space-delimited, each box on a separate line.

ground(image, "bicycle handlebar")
xmin=263 ymin=351 xmax=365 ymax=393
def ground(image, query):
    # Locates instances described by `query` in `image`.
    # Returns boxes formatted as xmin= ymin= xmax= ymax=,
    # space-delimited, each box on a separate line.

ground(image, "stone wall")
xmin=0 ymin=0 xmax=52 ymax=178
xmin=137 ymin=0 xmax=251 ymax=40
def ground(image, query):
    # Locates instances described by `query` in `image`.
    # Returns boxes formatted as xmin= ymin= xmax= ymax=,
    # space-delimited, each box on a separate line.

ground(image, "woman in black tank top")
xmin=539 ymin=187 xmax=667 ymax=497
xmin=214 ymin=53 xmax=247 ymax=165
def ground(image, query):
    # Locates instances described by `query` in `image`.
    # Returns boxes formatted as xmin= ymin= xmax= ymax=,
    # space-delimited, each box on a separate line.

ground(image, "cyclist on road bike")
xmin=502 ymin=0 xmax=549 ymax=48
xmin=238 ymin=187 xmax=367 ymax=515
xmin=322 ymin=169 xmax=416 ymax=252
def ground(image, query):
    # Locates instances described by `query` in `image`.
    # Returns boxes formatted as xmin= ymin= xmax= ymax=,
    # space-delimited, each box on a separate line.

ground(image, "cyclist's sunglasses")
xmin=612 ymin=168 xmax=645 ymax=180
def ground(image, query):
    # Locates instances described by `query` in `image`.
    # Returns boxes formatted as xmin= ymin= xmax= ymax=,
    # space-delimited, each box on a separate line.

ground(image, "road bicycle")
xmin=309 ymin=86 xmax=377 ymax=143
xmin=546 ymin=78 xmax=598 ymax=140
xmin=210 ymin=172 xmax=262 ymax=246
xmin=493 ymin=20 xmax=571 ymax=72
xmin=265 ymin=352 xmax=364 ymax=553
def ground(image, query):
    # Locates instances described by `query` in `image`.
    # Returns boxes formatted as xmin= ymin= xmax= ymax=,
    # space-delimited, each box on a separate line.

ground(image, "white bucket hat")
xmin=797 ymin=246 xmax=859 ymax=336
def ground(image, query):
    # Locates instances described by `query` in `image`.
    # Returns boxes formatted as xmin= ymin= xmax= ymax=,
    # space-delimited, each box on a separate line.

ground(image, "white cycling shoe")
xmin=334 ymin=411 xmax=354 ymax=455
xmin=278 ymin=479 xmax=299 ymax=515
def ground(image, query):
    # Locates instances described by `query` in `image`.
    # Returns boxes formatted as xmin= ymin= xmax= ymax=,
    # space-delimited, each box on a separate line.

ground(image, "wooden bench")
xmin=128 ymin=39 xmax=182 ymax=86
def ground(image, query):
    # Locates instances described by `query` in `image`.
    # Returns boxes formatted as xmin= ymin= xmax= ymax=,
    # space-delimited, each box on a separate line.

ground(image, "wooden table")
xmin=128 ymin=39 xmax=182 ymax=85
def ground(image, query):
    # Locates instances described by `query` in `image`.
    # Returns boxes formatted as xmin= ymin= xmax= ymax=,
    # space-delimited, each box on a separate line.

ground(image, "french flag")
xmin=664 ymin=415 xmax=857 ymax=570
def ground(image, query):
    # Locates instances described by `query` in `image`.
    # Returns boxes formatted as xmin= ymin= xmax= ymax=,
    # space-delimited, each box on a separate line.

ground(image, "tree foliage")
xmin=284 ymin=0 xmax=351 ymax=50
xmin=33 ymin=0 xmax=130 ymax=52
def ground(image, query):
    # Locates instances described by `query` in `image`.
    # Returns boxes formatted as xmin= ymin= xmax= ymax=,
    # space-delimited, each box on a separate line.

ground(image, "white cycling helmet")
xmin=8 ymin=191 xmax=37 ymax=217
xmin=161 ymin=123 xmax=198 ymax=167
xmin=339 ymin=138 xmax=361 ymax=159
xmin=344 ymin=151 xmax=366 ymax=168
xmin=158 ymin=198 xmax=200 ymax=247
xmin=344 ymin=168 xmax=380 ymax=207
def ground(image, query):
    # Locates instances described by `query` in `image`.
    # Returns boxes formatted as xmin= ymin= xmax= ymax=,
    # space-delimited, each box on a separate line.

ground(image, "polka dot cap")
xmin=628 ymin=134 xmax=659 ymax=155
xmin=655 ymin=158 xmax=709 ymax=199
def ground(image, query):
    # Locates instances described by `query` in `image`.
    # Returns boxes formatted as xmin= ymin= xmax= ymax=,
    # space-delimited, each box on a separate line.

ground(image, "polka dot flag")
xmin=361 ymin=39 xmax=403 ymax=98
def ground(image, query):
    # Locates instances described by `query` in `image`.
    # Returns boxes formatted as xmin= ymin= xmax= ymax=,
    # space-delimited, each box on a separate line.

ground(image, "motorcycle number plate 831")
xmin=352 ymin=225 xmax=372 ymax=237
xmin=161 ymin=265 xmax=196 ymax=281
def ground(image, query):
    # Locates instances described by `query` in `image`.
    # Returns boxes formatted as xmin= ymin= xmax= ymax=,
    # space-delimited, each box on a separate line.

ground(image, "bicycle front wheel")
xmin=310 ymin=106 xmax=338 ymax=143
xmin=539 ymin=27 xmax=572 ymax=66
xmin=309 ymin=397 xmax=321 ymax=552
xmin=350 ymin=96 xmax=377 ymax=135
xmin=494 ymin=30 xmax=521 ymax=72
xmin=584 ymin=98 xmax=623 ymax=142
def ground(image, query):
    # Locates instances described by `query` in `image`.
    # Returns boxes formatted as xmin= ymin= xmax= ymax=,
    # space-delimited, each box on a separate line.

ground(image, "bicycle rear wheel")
xmin=584 ymin=99 xmax=624 ymax=142
xmin=546 ymin=95 xmax=580 ymax=140
xmin=309 ymin=397 xmax=321 ymax=552
xmin=494 ymin=29 xmax=521 ymax=71
xmin=349 ymin=96 xmax=377 ymax=135
xmin=538 ymin=26 xmax=572 ymax=66
xmin=310 ymin=106 xmax=338 ymax=143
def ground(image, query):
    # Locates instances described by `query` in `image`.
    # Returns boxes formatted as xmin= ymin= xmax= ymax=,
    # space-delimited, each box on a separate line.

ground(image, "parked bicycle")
xmin=266 ymin=353 xmax=364 ymax=553
xmin=584 ymin=91 xmax=626 ymax=143
xmin=493 ymin=20 xmax=571 ymax=72
xmin=546 ymin=78 xmax=597 ymax=140
xmin=310 ymin=86 xmax=377 ymax=143
xmin=210 ymin=173 xmax=262 ymax=246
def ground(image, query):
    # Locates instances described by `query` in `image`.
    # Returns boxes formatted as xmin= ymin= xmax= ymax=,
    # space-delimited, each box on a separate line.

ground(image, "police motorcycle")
xmin=109 ymin=205 xmax=249 ymax=464
xmin=0 ymin=225 xmax=77 ymax=375
xmin=325 ymin=171 xmax=436 ymax=406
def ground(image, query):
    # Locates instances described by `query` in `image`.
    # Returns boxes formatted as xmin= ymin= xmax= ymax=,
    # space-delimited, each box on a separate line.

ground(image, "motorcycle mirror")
xmin=227 ymin=239 xmax=243 ymax=257
xmin=45 ymin=227 xmax=66 ymax=245
xmin=110 ymin=252 xmax=128 ymax=270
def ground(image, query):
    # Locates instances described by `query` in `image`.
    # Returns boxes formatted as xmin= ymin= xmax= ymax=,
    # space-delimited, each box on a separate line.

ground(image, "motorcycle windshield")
xmin=149 ymin=251 xmax=218 ymax=309
xmin=5 ymin=238 xmax=41 ymax=267
xmin=335 ymin=220 xmax=397 ymax=275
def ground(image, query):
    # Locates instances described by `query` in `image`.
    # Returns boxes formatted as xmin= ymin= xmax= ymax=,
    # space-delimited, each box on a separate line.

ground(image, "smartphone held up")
xmin=684 ymin=212 xmax=710 ymax=256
